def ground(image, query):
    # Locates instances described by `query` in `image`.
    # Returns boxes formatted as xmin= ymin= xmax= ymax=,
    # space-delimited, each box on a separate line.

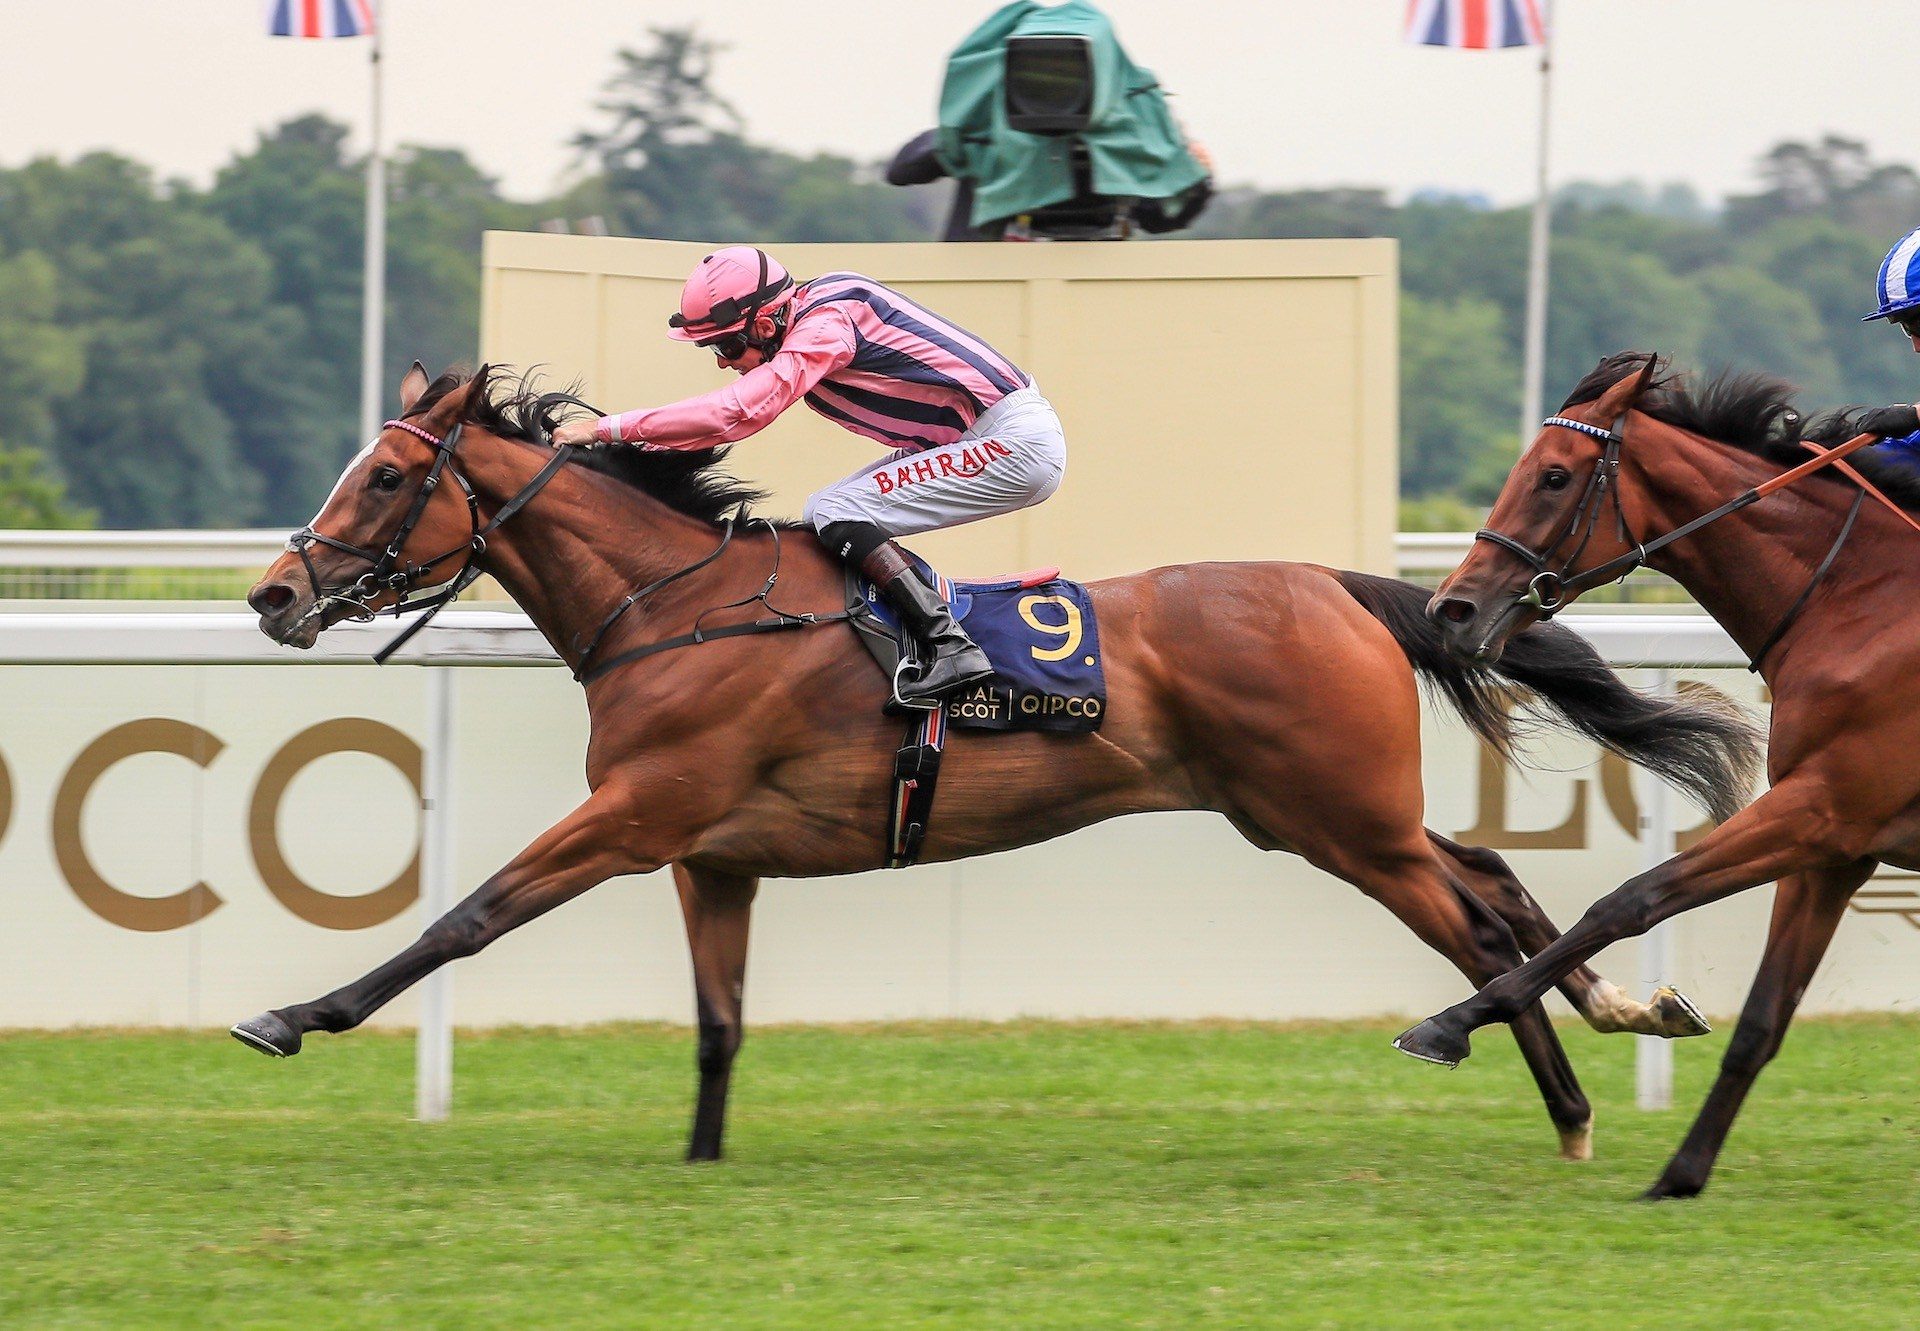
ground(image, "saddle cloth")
xmin=847 ymin=557 xmax=1106 ymax=734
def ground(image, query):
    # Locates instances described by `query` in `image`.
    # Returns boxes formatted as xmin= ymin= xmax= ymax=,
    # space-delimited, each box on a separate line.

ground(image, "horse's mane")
xmin=1563 ymin=351 xmax=1920 ymax=512
xmin=405 ymin=367 xmax=771 ymax=527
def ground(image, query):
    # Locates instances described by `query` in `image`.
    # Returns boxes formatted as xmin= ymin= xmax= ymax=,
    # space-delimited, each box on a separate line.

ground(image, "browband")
xmin=1541 ymin=416 xmax=1622 ymax=442
xmin=384 ymin=418 xmax=443 ymax=448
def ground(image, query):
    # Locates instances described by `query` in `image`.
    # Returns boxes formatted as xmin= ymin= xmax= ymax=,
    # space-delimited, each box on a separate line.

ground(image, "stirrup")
xmin=890 ymin=655 xmax=941 ymax=711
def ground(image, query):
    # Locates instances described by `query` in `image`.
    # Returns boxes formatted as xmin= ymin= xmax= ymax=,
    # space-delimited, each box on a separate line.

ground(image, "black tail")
xmin=1336 ymin=571 xmax=1763 ymax=824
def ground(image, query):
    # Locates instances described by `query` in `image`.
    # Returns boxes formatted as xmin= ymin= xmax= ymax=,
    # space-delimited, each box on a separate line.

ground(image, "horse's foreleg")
xmin=1396 ymin=781 xmax=1843 ymax=1068
xmin=1429 ymin=831 xmax=1710 ymax=1040
xmin=1643 ymin=860 xmax=1868 ymax=1200
xmin=232 ymin=788 xmax=658 ymax=1057
xmin=673 ymin=863 xmax=758 ymax=1162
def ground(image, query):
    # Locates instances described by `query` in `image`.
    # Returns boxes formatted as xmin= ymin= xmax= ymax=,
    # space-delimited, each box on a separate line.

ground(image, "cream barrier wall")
xmin=477 ymin=234 xmax=1399 ymax=578
xmin=1 ymin=664 xmax=1916 ymax=1030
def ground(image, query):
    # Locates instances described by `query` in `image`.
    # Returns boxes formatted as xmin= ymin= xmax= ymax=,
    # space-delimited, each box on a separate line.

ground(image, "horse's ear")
xmin=464 ymin=363 xmax=492 ymax=411
xmin=399 ymin=361 xmax=430 ymax=413
xmin=1591 ymin=353 xmax=1662 ymax=421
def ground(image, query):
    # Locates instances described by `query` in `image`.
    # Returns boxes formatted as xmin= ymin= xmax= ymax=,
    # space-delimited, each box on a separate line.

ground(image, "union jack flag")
xmin=267 ymin=0 xmax=376 ymax=39
xmin=1404 ymin=0 xmax=1545 ymax=49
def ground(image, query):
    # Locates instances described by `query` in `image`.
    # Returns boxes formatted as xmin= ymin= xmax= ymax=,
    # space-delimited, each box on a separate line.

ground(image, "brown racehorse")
xmin=234 ymin=364 xmax=1758 ymax=1163
xmin=1407 ymin=350 xmax=1917 ymax=1197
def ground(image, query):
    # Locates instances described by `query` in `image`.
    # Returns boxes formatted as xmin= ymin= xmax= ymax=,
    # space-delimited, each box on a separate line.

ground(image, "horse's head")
xmin=1428 ymin=354 xmax=1662 ymax=663
xmin=249 ymin=363 xmax=495 ymax=648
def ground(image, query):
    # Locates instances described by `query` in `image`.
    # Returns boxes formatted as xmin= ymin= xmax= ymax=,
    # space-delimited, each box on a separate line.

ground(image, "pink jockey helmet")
xmin=666 ymin=246 xmax=796 ymax=342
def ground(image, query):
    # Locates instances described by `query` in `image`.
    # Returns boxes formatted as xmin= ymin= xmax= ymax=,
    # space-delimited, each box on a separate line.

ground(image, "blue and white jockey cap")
xmin=1864 ymin=225 xmax=1920 ymax=321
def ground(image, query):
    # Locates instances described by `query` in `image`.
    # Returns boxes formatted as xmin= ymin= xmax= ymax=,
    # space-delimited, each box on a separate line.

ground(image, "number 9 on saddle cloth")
xmin=847 ymin=554 xmax=1106 ymax=733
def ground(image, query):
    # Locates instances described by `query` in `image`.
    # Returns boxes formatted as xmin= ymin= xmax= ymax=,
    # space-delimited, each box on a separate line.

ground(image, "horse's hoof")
xmin=1640 ymin=1173 xmax=1704 ymax=1202
xmin=1392 ymin=1018 xmax=1470 ymax=1068
xmin=1557 ymin=1117 xmax=1595 ymax=1162
xmin=1650 ymin=986 xmax=1711 ymax=1039
xmin=231 ymin=1011 xmax=302 ymax=1057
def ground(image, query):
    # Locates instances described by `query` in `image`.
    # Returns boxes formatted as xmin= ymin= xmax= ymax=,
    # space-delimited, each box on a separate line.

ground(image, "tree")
xmin=1541 ymin=237 xmax=1708 ymax=403
xmin=568 ymin=26 xmax=923 ymax=243
xmin=1693 ymin=266 xmax=1840 ymax=406
xmin=0 ymin=441 xmax=91 ymax=528
xmin=1400 ymin=294 xmax=1519 ymax=497
xmin=0 ymin=249 xmax=87 ymax=452
xmin=387 ymin=146 xmax=540 ymax=383
xmin=1725 ymin=136 xmax=1920 ymax=238
xmin=0 ymin=154 xmax=283 ymax=525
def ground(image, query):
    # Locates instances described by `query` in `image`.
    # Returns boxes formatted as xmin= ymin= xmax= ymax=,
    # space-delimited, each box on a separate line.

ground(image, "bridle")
xmin=286 ymin=414 xmax=576 ymax=664
xmin=1476 ymin=407 xmax=1886 ymax=668
xmin=1474 ymin=412 xmax=1641 ymax=617
xmin=287 ymin=407 xmax=855 ymax=678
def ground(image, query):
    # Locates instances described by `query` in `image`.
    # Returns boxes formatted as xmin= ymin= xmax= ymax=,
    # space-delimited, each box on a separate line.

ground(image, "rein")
xmin=572 ymin=513 xmax=856 ymax=685
xmin=295 ymin=408 xmax=855 ymax=680
xmin=1476 ymin=414 xmax=1884 ymax=668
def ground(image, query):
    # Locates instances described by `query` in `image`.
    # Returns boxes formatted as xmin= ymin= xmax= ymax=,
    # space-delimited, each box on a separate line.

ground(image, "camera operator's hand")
xmin=1859 ymin=404 xmax=1920 ymax=438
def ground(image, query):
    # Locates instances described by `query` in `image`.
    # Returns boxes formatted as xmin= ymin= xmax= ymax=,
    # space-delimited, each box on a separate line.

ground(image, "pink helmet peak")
xmin=666 ymin=246 xmax=795 ymax=342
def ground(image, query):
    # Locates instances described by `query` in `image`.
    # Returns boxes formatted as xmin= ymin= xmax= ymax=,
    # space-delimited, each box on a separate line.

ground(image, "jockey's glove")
xmin=1859 ymin=404 xmax=1920 ymax=438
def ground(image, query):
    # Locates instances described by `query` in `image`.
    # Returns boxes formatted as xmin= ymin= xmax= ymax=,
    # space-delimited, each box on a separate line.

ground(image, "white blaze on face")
xmin=307 ymin=438 xmax=382 ymax=530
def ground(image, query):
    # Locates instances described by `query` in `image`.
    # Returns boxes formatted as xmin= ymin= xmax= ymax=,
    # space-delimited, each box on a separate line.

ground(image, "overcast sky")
xmin=3 ymin=2 xmax=1915 ymax=208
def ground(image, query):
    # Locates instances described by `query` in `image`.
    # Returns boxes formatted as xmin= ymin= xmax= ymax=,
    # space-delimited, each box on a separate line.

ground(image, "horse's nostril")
xmin=1432 ymin=597 xmax=1477 ymax=626
xmin=249 ymin=582 xmax=297 ymax=617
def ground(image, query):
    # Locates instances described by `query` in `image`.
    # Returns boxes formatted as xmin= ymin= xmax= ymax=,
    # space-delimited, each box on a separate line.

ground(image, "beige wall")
xmin=479 ymin=234 xmax=1398 ymax=578
xmin=4 ymin=663 xmax=1918 ymax=1030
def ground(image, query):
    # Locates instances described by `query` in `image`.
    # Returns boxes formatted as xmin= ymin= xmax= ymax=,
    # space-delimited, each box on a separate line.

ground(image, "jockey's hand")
xmin=550 ymin=419 xmax=605 ymax=449
xmin=1860 ymin=404 xmax=1920 ymax=438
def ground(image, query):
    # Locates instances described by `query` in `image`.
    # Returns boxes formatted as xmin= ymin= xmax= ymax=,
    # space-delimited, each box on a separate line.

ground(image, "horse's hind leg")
xmin=1429 ymin=832 xmax=1710 ymax=1040
xmin=1266 ymin=827 xmax=1596 ymax=1160
xmin=672 ymin=863 xmax=758 ymax=1162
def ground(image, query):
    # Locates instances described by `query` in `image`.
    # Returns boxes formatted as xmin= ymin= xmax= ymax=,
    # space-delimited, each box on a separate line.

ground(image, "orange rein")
xmin=1782 ymin=434 xmax=1920 ymax=536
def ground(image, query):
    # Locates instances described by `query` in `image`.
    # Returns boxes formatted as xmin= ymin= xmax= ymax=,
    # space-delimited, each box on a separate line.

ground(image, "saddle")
xmin=843 ymin=554 xmax=1107 ymax=869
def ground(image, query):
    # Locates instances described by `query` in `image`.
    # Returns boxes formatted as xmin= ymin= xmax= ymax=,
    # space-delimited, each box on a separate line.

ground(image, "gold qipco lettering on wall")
xmin=53 ymin=720 xmax=227 ymax=933
xmin=1462 ymin=745 xmax=1716 ymax=851
xmin=52 ymin=717 xmax=422 ymax=933
xmin=249 ymin=720 xmax=422 ymax=930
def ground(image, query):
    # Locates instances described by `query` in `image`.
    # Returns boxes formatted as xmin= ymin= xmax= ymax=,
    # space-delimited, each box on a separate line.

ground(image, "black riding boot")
xmin=820 ymin=521 xmax=994 ymax=705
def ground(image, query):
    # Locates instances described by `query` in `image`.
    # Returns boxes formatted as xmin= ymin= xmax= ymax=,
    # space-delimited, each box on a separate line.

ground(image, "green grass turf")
xmin=2 ymin=1017 xmax=1915 ymax=1329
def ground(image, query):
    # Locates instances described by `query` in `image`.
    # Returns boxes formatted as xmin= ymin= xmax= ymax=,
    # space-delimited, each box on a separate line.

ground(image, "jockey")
xmin=1859 ymin=225 xmax=1920 ymax=447
xmin=551 ymin=246 xmax=1066 ymax=705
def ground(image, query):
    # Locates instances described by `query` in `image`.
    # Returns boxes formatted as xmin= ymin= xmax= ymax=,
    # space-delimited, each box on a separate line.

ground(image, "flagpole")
xmin=358 ymin=1 xmax=387 ymax=444
xmin=1518 ymin=2 xmax=1553 ymax=449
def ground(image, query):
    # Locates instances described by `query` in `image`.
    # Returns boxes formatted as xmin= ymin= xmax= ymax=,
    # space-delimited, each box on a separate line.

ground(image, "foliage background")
xmin=0 ymin=28 xmax=1912 ymax=529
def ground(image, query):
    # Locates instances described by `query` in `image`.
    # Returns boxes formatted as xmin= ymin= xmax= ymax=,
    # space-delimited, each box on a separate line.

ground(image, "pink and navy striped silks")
xmin=267 ymin=0 xmax=376 ymax=39
xmin=791 ymin=273 xmax=1031 ymax=452
xmin=595 ymin=272 xmax=1031 ymax=455
xmin=1403 ymin=0 xmax=1544 ymax=49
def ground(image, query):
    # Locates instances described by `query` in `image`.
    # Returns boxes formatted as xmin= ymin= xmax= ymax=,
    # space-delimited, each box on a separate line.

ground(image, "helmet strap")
xmin=745 ymin=301 xmax=791 ymax=357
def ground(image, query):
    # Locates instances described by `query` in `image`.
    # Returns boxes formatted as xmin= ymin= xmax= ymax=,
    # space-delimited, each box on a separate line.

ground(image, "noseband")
xmin=1473 ymin=413 xmax=1641 ymax=616
xmin=287 ymin=416 xmax=576 ymax=662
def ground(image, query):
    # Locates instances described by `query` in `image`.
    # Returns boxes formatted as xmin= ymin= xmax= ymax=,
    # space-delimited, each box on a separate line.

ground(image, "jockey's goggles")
xmin=698 ymin=330 xmax=753 ymax=360
xmin=1891 ymin=311 xmax=1920 ymax=339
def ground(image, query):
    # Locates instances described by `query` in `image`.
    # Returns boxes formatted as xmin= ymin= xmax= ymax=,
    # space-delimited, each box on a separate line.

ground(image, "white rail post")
xmin=415 ymin=665 xmax=457 ymax=1121
xmin=1636 ymin=667 xmax=1677 ymax=1110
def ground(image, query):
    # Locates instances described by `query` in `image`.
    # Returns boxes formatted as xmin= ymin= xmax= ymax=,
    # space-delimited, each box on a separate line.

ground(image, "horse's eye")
xmin=371 ymin=466 xmax=404 ymax=493
xmin=1542 ymin=468 xmax=1572 ymax=491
